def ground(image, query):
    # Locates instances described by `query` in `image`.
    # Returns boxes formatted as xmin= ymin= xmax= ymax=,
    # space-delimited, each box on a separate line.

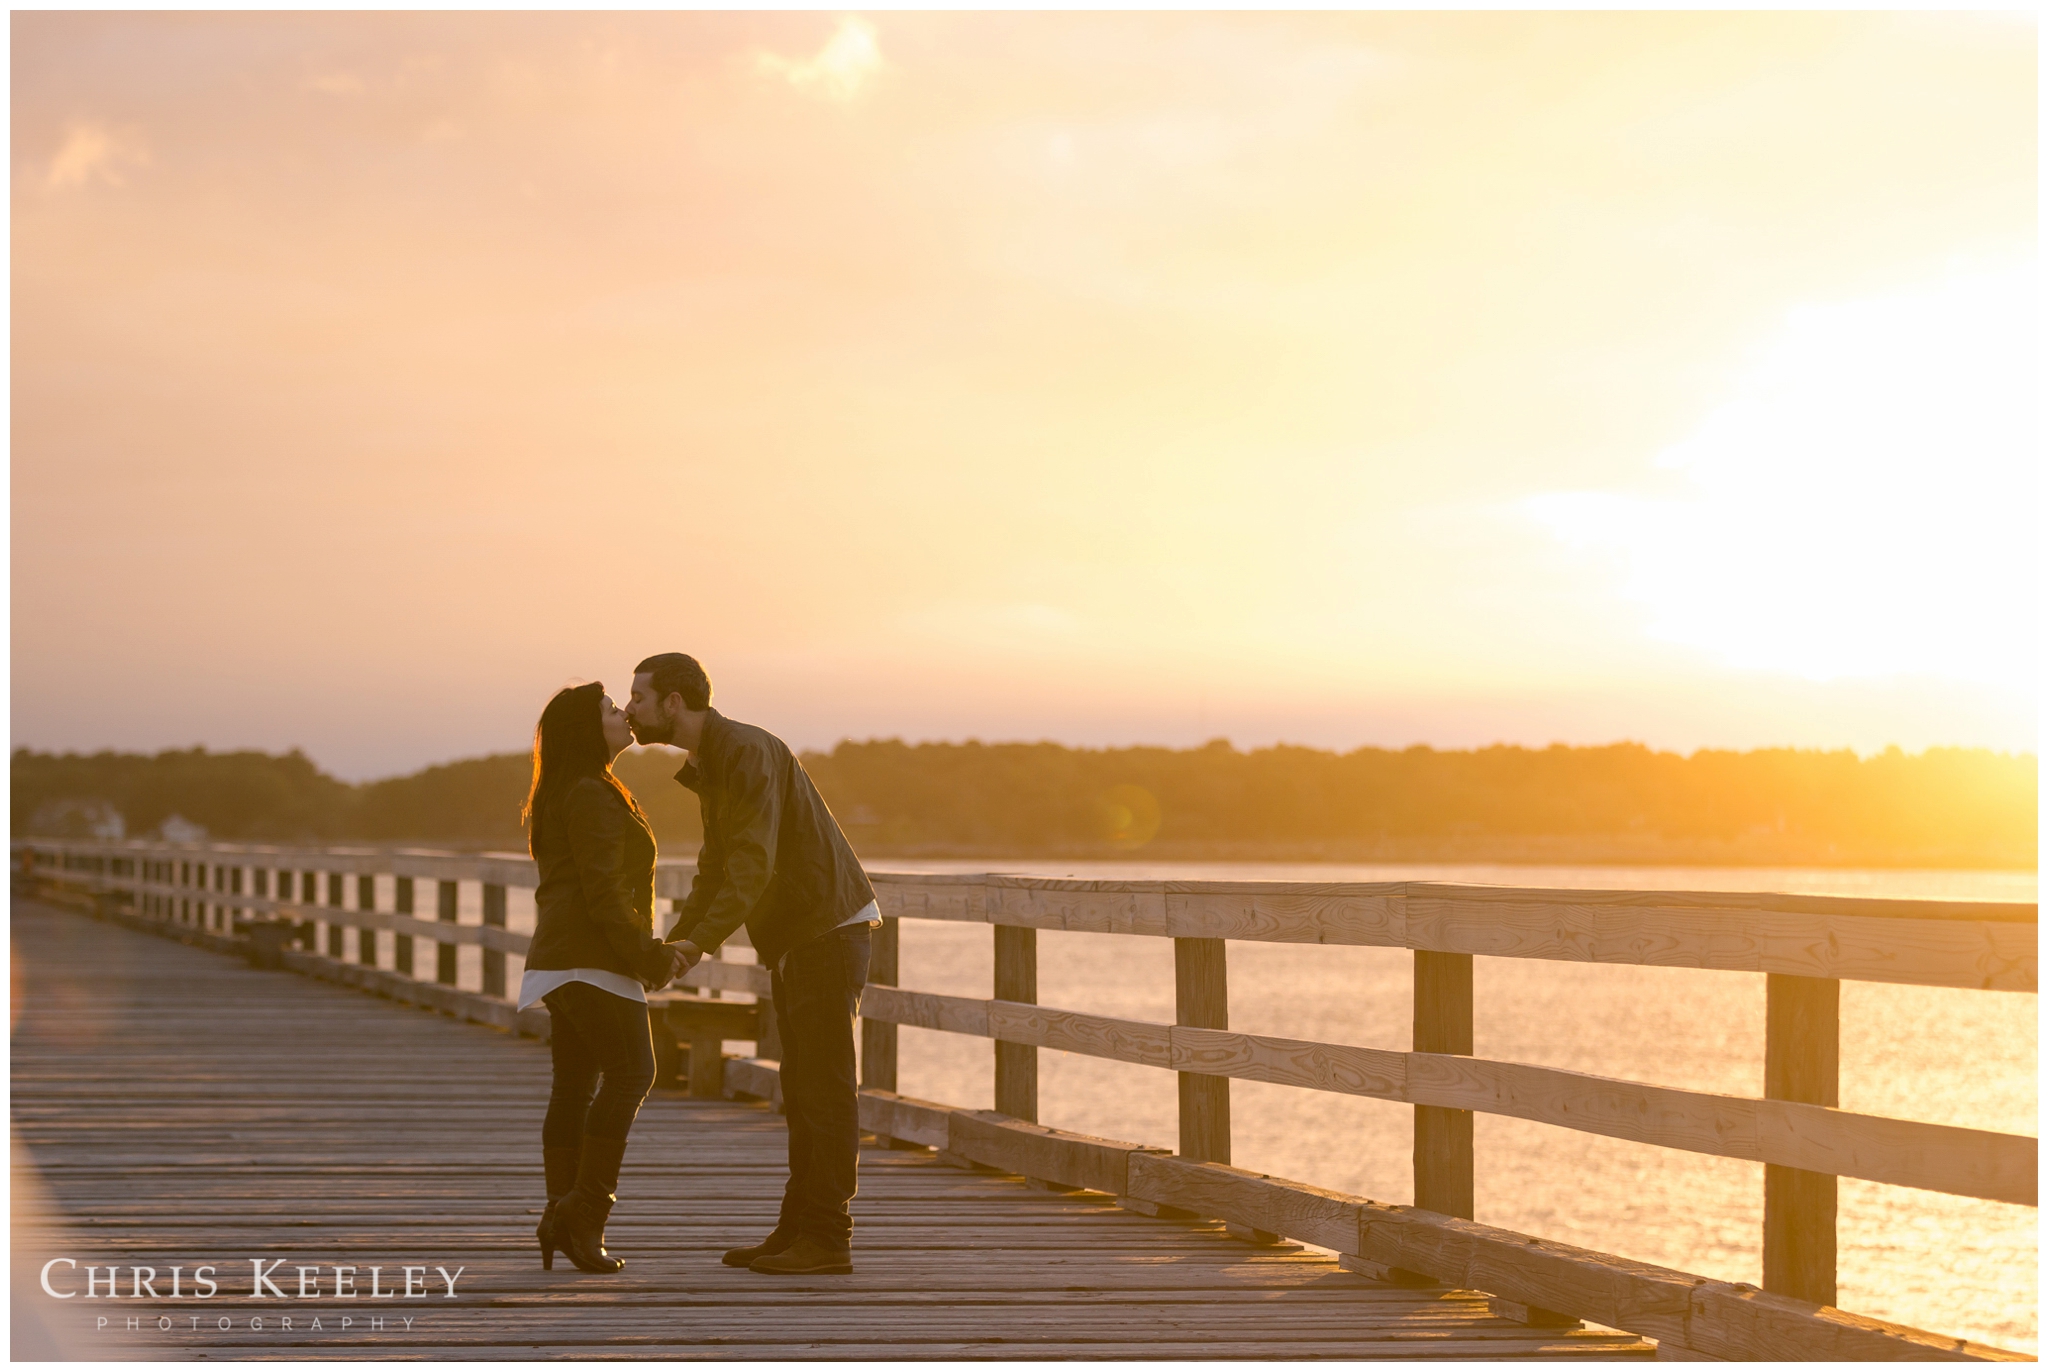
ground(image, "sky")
xmin=11 ymin=12 xmax=2038 ymax=780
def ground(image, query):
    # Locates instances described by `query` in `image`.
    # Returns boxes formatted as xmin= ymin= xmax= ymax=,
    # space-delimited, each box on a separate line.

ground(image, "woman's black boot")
xmin=537 ymin=1146 xmax=581 ymax=1271
xmin=555 ymin=1135 xmax=630 ymax=1274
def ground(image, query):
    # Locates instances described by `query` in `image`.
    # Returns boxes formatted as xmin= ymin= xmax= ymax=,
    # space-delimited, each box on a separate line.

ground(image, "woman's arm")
xmin=564 ymin=779 xmax=673 ymax=983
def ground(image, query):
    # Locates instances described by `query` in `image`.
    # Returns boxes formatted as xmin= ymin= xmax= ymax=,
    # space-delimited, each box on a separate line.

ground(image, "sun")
xmin=1529 ymin=260 xmax=2037 ymax=690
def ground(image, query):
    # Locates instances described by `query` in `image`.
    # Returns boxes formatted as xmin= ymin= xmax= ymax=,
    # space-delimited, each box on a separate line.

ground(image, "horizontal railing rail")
xmin=855 ymin=986 xmax=2033 ymax=1205
xmin=873 ymin=873 xmax=2036 ymax=993
xmin=19 ymin=838 xmax=2033 ymax=990
xmin=15 ymin=835 xmax=2036 ymax=1360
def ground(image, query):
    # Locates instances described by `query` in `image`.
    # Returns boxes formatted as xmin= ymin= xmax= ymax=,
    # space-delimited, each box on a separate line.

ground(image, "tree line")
xmin=11 ymin=738 xmax=2036 ymax=868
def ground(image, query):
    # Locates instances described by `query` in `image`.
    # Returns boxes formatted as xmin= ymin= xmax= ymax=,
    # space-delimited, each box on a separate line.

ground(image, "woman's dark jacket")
xmin=526 ymin=775 xmax=672 ymax=983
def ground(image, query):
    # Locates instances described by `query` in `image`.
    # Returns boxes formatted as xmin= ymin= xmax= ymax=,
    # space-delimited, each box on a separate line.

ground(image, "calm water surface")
xmin=864 ymin=862 xmax=2038 ymax=1353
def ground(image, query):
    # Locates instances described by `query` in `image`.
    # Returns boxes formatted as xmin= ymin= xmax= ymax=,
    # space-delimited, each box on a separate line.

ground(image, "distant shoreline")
xmin=84 ymin=832 xmax=2029 ymax=872
xmin=838 ymin=837 xmax=2040 ymax=872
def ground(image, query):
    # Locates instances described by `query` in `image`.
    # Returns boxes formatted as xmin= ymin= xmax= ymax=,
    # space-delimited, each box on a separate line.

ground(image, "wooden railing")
xmin=15 ymin=837 xmax=2036 ymax=1361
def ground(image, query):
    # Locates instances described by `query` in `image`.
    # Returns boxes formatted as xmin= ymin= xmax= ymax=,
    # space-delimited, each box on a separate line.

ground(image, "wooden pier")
xmin=12 ymin=898 xmax=1651 ymax=1360
xmin=12 ymin=840 xmax=2037 ymax=1360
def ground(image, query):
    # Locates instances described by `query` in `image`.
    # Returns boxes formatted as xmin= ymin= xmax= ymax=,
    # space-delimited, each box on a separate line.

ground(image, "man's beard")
xmin=628 ymin=714 xmax=675 ymax=746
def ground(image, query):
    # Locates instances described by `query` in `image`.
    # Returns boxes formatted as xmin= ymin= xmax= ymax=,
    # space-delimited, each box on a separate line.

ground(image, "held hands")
xmin=644 ymin=940 xmax=705 ymax=992
xmin=642 ymin=944 xmax=684 ymax=992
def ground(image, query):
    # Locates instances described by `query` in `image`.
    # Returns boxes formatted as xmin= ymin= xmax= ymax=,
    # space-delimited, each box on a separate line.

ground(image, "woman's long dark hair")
xmin=522 ymin=681 xmax=647 ymax=855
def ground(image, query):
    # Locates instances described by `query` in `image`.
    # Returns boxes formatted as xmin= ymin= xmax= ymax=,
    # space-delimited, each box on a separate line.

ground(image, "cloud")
xmin=45 ymin=123 xmax=147 ymax=189
xmin=754 ymin=17 xmax=883 ymax=101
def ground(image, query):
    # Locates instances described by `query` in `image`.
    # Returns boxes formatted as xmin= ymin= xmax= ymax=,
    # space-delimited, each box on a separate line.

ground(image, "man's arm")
xmin=665 ymin=763 xmax=726 ymax=943
xmin=675 ymin=741 xmax=780 ymax=956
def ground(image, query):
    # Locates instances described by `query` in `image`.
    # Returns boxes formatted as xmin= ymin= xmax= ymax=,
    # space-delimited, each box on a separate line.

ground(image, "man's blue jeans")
xmin=770 ymin=921 xmax=872 ymax=1247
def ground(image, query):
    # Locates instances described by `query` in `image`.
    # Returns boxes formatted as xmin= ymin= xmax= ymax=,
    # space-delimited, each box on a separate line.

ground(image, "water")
xmin=866 ymin=862 xmax=2038 ymax=1353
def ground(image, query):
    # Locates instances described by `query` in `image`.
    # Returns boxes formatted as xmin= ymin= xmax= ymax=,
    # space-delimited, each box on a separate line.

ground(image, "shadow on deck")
xmin=10 ymin=900 xmax=1653 ymax=1360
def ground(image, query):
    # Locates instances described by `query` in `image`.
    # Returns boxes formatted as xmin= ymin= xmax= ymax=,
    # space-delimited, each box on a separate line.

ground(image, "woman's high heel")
xmin=537 ymin=1146 xmax=581 ymax=1272
xmin=555 ymin=1135 xmax=630 ymax=1274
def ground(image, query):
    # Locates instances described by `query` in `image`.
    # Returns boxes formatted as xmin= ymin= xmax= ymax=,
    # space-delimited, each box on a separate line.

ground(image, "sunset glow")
xmin=1528 ymin=261 xmax=2037 ymax=688
xmin=11 ymin=12 xmax=2035 ymax=777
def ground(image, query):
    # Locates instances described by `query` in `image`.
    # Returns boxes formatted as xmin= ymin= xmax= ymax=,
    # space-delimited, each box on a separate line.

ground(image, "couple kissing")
xmin=519 ymin=652 xmax=878 ymax=1278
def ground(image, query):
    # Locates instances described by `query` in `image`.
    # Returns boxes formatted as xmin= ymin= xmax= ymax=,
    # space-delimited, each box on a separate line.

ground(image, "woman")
xmin=519 ymin=681 xmax=681 ymax=1274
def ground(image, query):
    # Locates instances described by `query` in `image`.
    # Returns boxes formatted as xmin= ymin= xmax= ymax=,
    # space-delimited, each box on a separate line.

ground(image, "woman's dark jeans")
xmin=542 ymin=980 xmax=656 ymax=1146
xmin=771 ymin=921 xmax=872 ymax=1247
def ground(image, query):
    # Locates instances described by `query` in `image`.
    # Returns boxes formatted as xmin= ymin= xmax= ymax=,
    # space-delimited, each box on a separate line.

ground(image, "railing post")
xmin=1174 ymin=936 xmax=1230 ymax=1164
xmin=1764 ymin=973 xmax=1839 ymax=1306
xmin=357 ymin=874 xmax=378 ymax=966
xmin=318 ymin=872 xmax=338 ymax=958
xmin=436 ymin=880 xmax=459 ymax=986
xmin=394 ymin=877 xmax=415 ymax=978
xmin=1414 ymin=949 xmax=1475 ymax=1219
xmin=280 ymin=869 xmax=308 ymax=948
xmin=994 ymin=924 xmax=1037 ymax=1121
xmin=862 ymin=916 xmax=899 ymax=1093
xmin=482 ymin=883 xmax=506 ymax=998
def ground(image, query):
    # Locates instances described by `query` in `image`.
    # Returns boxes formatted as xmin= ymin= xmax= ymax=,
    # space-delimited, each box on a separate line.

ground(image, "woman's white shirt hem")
xmin=518 ymin=967 xmax=647 ymax=1010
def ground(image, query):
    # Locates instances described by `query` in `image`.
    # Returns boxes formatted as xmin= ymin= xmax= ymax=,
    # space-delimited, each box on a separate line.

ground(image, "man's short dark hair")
xmin=635 ymin=653 xmax=712 ymax=712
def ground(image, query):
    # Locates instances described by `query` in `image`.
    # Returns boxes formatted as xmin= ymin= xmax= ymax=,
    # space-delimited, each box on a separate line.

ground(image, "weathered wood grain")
xmin=947 ymin=1111 xmax=1166 ymax=1197
xmin=986 ymin=1000 xmax=1175 ymax=1068
xmin=989 ymin=875 xmax=1171 ymax=936
xmin=1414 ymin=949 xmax=1475 ymax=1218
xmin=993 ymin=925 xmax=1038 ymax=1123
xmin=28 ymin=880 xmax=2048 ymax=1212
xmin=858 ymin=990 xmax=2038 ymax=1205
xmin=1168 ymin=1025 xmax=1407 ymax=1096
xmin=1763 ymin=972 xmax=1839 ymax=1304
xmin=1174 ymin=936 xmax=1232 ymax=1164
xmin=13 ymin=898 xmax=1665 ymax=1363
xmin=860 ymin=985 xmax=991 ymax=1038
xmin=1350 ymin=1200 xmax=2027 ymax=1361
xmin=24 ymin=848 xmax=2040 ymax=1358
xmin=33 ymin=843 xmax=2037 ymax=994
xmin=1405 ymin=896 xmax=2036 ymax=993
xmin=869 ymin=872 xmax=985 ymax=923
xmin=854 ymin=1090 xmax=950 ymax=1149
xmin=1126 ymin=1153 xmax=1368 ymax=1253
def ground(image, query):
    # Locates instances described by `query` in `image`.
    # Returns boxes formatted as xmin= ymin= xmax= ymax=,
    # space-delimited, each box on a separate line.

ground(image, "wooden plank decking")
xmin=10 ymin=900 xmax=1655 ymax=1360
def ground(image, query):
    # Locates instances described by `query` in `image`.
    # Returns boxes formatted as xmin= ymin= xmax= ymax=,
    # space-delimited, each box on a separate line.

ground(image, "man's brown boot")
xmin=750 ymin=1235 xmax=852 ymax=1275
xmin=723 ymin=1230 xmax=795 ymax=1268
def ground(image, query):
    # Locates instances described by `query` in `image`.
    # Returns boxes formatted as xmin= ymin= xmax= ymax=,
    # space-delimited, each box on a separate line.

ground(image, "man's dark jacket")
xmin=526 ymin=775 xmax=673 ymax=983
xmin=665 ymin=708 xmax=876 ymax=968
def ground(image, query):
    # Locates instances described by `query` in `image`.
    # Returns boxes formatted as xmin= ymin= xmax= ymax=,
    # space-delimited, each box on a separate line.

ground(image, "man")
xmin=626 ymin=652 xmax=878 ymax=1276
